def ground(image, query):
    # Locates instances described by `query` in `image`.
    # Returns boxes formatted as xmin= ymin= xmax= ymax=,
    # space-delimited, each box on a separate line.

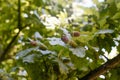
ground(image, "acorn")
xmin=39 ymin=44 xmax=47 ymax=50
xmin=71 ymin=31 xmax=80 ymax=37
xmin=61 ymin=35 xmax=69 ymax=43
xmin=63 ymin=58 xmax=70 ymax=64
xmin=30 ymin=41 xmax=37 ymax=46
xmin=69 ymin=40 xmax=78 ymax=48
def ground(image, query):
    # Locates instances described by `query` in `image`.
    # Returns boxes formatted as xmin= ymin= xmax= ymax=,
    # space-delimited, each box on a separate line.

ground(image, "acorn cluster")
xmin=61 ymin=31 xmax=80 ymax=48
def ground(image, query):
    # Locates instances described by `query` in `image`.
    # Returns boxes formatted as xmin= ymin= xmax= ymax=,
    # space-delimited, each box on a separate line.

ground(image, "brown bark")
xmin=79 ymin=54 xmax=120 ymax=80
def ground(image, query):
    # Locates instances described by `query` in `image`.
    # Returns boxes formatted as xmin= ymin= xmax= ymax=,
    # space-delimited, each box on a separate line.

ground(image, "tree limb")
xmin=79 ymin=54 xmax=120 ymax=80
xmin=18 ymin=0 xmax=21 ymax=30
xmin=0 ymin=0 xmax=32 ymax=62
xmin=0 ymin=30 xmax=20 ymax=62
xmin=0 ymin=0 xmax=21 ymax=62
xmin=0 ymin=24 xmax=31 ymax=63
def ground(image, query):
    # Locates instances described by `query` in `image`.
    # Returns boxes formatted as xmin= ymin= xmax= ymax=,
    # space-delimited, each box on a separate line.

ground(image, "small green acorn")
xmin=37 ymin=42 xmax=47 ymax=50
xmin=69 ymin=40 xmax=78 ymax=48
xmin=39 ymin=44 xmax=47 ymax=50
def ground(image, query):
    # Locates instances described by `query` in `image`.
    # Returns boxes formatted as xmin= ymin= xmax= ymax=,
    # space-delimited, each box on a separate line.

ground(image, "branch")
xmin=0 ymin=30 xmax=20 ymax=62
xmin=79 ymin=54 xmax=120 ymax=80
xmin=0 ymin=0 xmax=21 ymax=62
xmin=18 ymin=0 xmax=21 ymax=30
xmin=0 ymin=24 xmax=31 ymax=62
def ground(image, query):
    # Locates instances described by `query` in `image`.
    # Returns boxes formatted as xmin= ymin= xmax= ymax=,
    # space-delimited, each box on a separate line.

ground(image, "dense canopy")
xmin=0 ymin=0 xmax=120 ymax=80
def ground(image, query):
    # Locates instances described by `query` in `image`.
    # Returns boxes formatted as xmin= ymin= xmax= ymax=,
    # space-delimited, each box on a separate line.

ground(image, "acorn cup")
xmin=61 ymin=35 xmax=78 ymax=48
xmin=71 ymin=31 xmax=80 ymax=37
xmin=30 ymin=41 xmax=37 ymax=46
xmin=30 ymin=40 xmax=47 ymax=50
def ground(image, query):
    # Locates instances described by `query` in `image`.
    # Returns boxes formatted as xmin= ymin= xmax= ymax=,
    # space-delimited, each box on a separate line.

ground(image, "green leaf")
xmin=69 ymin=47 xmax=86 ymax=58
xmin=93 ymin=0 xmax=99 ymax=5
xmin=98 ymin=18 xmax=106 ymax=28
xmin=49 ymin=45 xmax=70 ymax=57
xmin=56 ymin=58 xmax=68 ymax=74
xmin=23 ymin=54 xmax=36 ymax=63
xmin=39 ymin=50 xmax=55 ymax=55
xmin=70 ymin=53 xmax=89 ymax=71
xmin=112 ymin=12 xmax=120 ymax=19
xmin=47 ymin=37 xmax=65 ymax=46
xmin=95 ymin=29 xmax=114 ymax=34
xmin=109 ymin=69 xmax=120 ymax=80
xmin=34 ymin=31 xmax=43 ymax=39
xmin=116 ymin=2 xmax=120 ymax=9
xmin=117 ymin=43 xmax=120 ymax=52
xmin=108 ymin=1 xmax=117 ymax=16
xmin=77 ymin=32 xmax=93 ymax=43
xmin=16 ymin=47 xmax=38 ymax=59
xmin=106 ymin=0 xmax=115 ymax=3
xmin=82 ymin=24 xmax=93 ymax=31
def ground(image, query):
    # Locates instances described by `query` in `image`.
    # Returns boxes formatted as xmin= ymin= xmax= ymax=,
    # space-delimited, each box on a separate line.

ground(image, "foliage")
xmin=0 ymin=0 xmax=120 ymax=80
